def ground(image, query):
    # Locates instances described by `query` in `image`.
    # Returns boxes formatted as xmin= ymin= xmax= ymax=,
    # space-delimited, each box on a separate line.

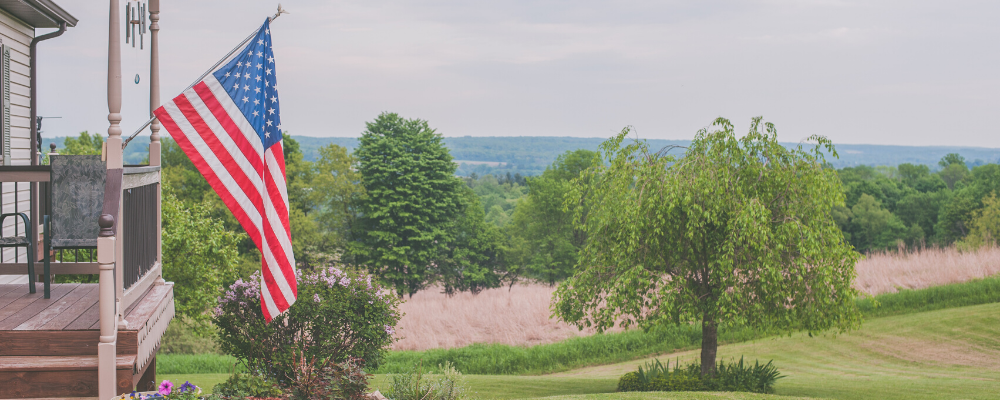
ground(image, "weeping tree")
xmin=554 ymin=117 xmax=861 ymax=377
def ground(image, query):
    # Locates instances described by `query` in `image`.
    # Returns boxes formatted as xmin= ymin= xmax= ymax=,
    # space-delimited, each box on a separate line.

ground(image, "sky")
xmin=33 ymin=0 xmax=1000 ymax=147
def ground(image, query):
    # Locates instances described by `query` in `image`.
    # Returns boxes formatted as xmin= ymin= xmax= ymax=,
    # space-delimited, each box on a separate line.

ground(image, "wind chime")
xmin=125 ymin=0 xmax=147 ymax=84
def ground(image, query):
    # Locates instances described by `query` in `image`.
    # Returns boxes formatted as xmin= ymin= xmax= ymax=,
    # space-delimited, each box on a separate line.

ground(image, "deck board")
xmin=64 ymin=299 xmax=100 ymax=330
xmin=0 ymin=283 xmax=29 ymax=309
xmin=0 ymin=284 xmax=77 ymax=329
xmin=0 ymin=283 xmax=101 ymax=331
xmin=0 ymin=282 xmax=22 ymax=299
xmin=16 ymin=284 xmax=97 ymax=330
xmin=38 ymin=285 xmax=99 ymax=330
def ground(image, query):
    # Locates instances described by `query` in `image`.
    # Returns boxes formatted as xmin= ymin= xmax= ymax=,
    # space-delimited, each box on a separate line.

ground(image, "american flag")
xmin=153 ymin=19 xmax=296 ymax=322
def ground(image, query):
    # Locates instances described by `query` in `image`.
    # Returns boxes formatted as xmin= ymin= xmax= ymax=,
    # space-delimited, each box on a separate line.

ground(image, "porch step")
xmin=0 ymin=355 xmax=136 ymax=398
xmin=0 ymin=330 xmax=101 ymax=356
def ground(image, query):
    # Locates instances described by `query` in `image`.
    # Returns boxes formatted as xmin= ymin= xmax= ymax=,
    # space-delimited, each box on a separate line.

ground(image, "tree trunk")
xmin=701 ymin=315 xmax=718 ymax=378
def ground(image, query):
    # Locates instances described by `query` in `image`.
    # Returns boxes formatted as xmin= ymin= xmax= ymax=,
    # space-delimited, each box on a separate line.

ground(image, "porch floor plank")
xmin=0 ymin=284 xmax=29 ymax=309
xmin=0 ymin=284 xmax=78 ymax=330
xmin=16 ymin=284 xmax=98 ymax=331
xmin=0 ymin=281 xmax=22 ymax=297
xmin=64 ymin=299 xmax=100 ymax=330
xmin=38 ymin=285 xmax=99 ymax=330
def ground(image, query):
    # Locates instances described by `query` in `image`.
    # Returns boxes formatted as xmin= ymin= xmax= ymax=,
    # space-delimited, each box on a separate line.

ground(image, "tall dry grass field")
xmin=394 ymin=246 xmax=1000 ymax=351
xmin=392 ymin=284 xmax=605 ymax=351
xmin=854 ymin=245 xmax=1000 ymax=295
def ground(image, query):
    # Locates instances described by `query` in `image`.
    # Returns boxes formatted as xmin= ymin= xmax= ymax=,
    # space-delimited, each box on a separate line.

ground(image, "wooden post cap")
xmin=98 ymin=214 xmax=115 ymax=237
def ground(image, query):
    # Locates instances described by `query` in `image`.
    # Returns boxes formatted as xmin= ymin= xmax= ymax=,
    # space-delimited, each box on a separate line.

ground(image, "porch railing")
xmin=0 ymin=165 xmax=161 ymax=290
xmin=123 ymin=180 xmax=158 ymax=290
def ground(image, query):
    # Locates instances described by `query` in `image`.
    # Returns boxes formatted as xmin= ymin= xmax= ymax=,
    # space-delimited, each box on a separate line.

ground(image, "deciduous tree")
xmin=310 ymin=143 xmax=366 ymax=253
xmin=554 ymin=118 xmax=861 ymax=378
xmin=60 ymin=131 xmax=104 ymax=155
xmin=508 ymin=150 xmax=599 ymax=285
xmin=162 ymin=184 xmax=245 ymax=331
xmin=352 ymin=112 xmax=466 ymax=297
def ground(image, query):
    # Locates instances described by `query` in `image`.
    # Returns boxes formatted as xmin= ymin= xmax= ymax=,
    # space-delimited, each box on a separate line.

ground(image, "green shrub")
xmin=383 ymin=362 xmax=469 ymax=400
xmin=636 ymin=358 xmax=669 ymax=385
xmin=648 ymin=373 xmax=704 ymax=392
xmin=212 ymin=373 xmax=283 ymax=398
xmin=618 ymin=358 xmax=703 ymax=392
xmin=710 ymin=357 xmax=784 ymax=394
xmin=213 ymin=266 xmax=401 ymax=387
xmin=616 ymin=371 xmax=645 ymax=392
xmin=617 ymin=357 xmax=782 ymax=394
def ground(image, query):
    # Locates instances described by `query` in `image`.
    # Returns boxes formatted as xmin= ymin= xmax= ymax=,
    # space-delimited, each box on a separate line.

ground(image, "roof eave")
xmin=0 ymin=0 xmax=77 ymax=29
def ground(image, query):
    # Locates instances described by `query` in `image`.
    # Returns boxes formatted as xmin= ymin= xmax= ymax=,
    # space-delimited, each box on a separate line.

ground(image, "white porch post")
xmin=148 ymin=0 xmax=160 ymax=167
xmin=97 ymin=221 xmax=118 ymax=400
xmin=149 ymin=0 xmax=163 ymax=282
xmin=99 ymin=0 xmax=123 ymax=398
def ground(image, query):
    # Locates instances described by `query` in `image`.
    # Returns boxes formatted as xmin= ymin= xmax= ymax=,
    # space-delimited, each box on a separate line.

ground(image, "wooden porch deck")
xmin=0 ymin=281 xmax=175 ymax=399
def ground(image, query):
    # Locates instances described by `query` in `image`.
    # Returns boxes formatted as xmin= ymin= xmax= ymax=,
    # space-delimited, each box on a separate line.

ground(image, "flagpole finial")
xmin=270 ymin=4 xmax=289 ymax=22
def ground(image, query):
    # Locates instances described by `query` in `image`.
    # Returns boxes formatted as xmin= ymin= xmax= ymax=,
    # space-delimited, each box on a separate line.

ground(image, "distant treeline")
xmin=42 ymin=134 xmax=1000 ymax=176
xmin=283 ymin=135 xmax=1000 ymax=177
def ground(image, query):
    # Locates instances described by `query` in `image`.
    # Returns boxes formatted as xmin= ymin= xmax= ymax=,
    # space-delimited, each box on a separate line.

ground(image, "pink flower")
xmin=158 ymin=380 xmax=173 ymax=396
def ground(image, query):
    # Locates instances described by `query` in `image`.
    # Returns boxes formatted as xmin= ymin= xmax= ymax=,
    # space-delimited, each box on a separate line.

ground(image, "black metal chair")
xmin=0 ymin=212 xmax=37 ymax=294
xmin=42 ymin=155 xmax=106 ymax=298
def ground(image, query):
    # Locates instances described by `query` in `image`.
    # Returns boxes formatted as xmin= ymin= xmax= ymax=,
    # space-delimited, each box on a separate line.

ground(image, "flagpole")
xmin=122 ymin=4 xmax=288 ymax=150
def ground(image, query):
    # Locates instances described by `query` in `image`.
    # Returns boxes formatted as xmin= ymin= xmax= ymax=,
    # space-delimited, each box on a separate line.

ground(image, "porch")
xmin=0 ymin=159 xmax=171 ymax=398
xmin=0 ymin=281 xmax=174 ymax=398
xmin=0 ymin=0 xmax=175 ymax=398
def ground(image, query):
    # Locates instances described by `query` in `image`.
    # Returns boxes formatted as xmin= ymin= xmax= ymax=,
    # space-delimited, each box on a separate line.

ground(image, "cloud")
xmin=31 ymin=0 xmax=1000 ymax=147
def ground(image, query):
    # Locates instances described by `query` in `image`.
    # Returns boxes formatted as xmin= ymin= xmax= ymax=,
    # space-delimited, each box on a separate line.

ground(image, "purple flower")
xmin=158 ymin=380 xmax=173 ymax=396
xmin=314 ymin=294 xmax=322 ymax=303
xmin=385 ymin=325 xmax=395 ymax=335
xmin=179 ymin=381 xmax=196 ymax=393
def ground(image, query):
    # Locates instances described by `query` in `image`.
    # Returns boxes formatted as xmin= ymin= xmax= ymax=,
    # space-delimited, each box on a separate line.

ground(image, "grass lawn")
xmin=549 ymin=302 xmax=1000 ymax=400
xmin=161 ymin=302 xmax=999 ymax=399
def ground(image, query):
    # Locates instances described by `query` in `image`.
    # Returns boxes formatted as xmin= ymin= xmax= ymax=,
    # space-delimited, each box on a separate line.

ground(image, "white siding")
xmin=0 ymin=8 xmax=32 ymax=264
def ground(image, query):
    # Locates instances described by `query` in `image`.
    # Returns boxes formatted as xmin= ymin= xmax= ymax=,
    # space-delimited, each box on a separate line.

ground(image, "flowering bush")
xmin=214 ymin=266 xmax=402 ymax=386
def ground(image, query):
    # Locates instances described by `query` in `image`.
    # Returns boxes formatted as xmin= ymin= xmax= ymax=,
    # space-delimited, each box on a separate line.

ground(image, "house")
xmin=0 ymin=1 xmax=175 ymax=399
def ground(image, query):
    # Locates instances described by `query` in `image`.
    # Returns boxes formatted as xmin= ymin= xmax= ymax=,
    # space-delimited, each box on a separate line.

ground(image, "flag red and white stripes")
xmin=153 ymin=20 xmax=295 ymax=321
